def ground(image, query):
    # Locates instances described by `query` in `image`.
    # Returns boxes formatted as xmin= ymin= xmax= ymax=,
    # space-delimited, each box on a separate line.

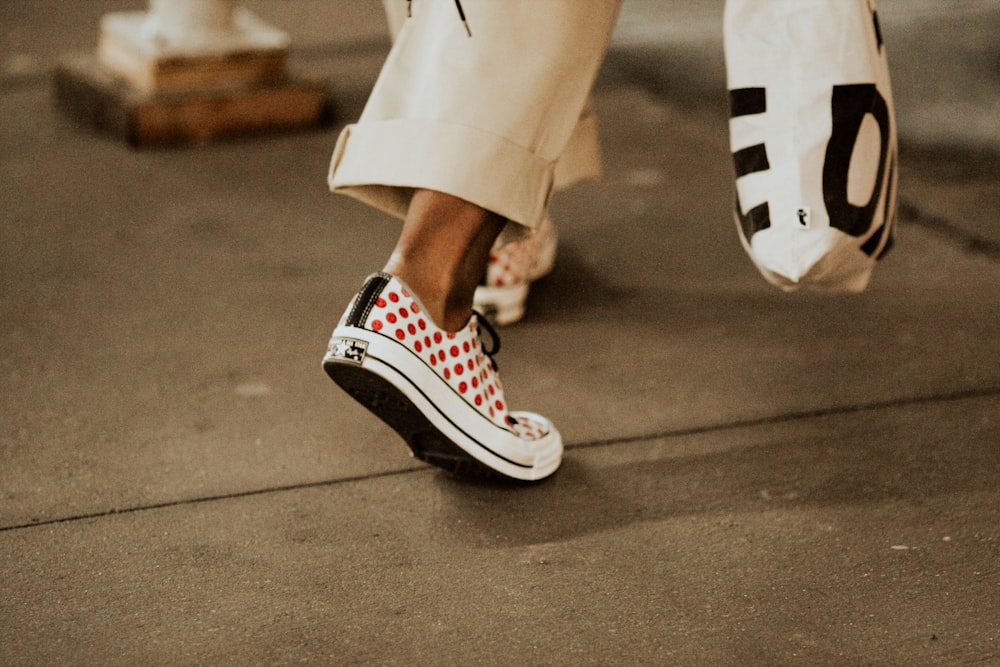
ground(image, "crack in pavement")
xmin=3 ymin=384 xmax=997 ymax=534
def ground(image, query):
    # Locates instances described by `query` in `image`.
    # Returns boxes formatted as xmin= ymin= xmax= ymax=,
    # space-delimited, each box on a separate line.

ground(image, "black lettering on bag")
xmin=730 ymin=87 xmax=766 ymax=118
xmin=822 ymin=83 xmax=893 ymax=239
xmin=729 ymin=87 xmax=772 ymax=239
xmin=728 ymin=5 xmax=895 ymax=262
xmin=733 ymin=143 xmax=770 ymax=179
xmin=735 ymin=194 xmax=771 ymax=239
xmin=859 ymin=152 xmax=896 ymax=258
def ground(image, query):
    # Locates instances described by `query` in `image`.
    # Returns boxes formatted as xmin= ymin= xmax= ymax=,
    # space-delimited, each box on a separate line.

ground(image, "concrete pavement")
xmin=2 ymin=1 xmax=998 ymax=664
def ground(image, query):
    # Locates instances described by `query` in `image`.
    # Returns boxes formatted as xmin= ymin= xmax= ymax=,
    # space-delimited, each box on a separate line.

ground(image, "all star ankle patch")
xmin=329 ymin=337 xmax=368 ymax=364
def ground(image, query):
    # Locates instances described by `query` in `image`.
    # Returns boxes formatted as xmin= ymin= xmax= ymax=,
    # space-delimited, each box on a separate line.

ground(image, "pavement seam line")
xmin=569 ymin=385 xmax=1000 ymax=450
xmin=2 ymin=385 xmax=997 ymax=534
xmin=0 ymin=467 xmax=423 ymax=534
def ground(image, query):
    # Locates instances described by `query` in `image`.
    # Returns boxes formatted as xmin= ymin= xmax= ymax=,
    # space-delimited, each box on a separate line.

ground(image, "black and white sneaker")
xmin=323 ymin=273 xmax=562 ymax=481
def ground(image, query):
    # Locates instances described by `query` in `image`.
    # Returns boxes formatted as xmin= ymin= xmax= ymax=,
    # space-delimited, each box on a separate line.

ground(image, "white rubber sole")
xmin=473 ymin=283 xmax=530 ymax=326
xmin=324 ymin=324 xmax=562 ymax=481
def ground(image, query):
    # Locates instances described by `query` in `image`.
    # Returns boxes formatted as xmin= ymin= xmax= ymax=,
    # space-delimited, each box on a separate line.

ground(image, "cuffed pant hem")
xmin=328 ymin=118 xmax=556 ymax=231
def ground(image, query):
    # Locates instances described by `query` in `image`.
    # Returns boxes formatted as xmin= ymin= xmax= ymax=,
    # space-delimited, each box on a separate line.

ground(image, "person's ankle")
xmin=382 ymin=262 xmax=472 ymax=333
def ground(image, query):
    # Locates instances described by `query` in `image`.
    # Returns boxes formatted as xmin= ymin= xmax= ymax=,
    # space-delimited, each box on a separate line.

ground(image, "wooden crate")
xmin=54 ymin=54 xmax=334 ymax=147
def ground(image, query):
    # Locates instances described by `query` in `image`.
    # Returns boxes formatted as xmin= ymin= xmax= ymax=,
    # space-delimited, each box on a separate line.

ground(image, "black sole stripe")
xmin=361 ymin=351 xmax=534 ymax=470
xmin=349 ymin=326 xmax=518 ymax=437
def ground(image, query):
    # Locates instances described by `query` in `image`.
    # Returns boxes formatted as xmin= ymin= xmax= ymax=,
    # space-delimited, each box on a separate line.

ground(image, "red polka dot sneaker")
xmin=323 ymin=273 xmax=563 ymax=481
xmin=474 ymin=214 xmax=557 ymax=326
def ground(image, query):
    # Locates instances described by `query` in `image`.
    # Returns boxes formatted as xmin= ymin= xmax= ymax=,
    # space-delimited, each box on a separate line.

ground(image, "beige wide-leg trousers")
xmin=328 ymin=0 xmax=622 ymax=232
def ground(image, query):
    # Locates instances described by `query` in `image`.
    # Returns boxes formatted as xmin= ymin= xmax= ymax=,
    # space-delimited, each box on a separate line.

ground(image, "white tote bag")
xmin=725 ymin=0 xmax=897 ymax=292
